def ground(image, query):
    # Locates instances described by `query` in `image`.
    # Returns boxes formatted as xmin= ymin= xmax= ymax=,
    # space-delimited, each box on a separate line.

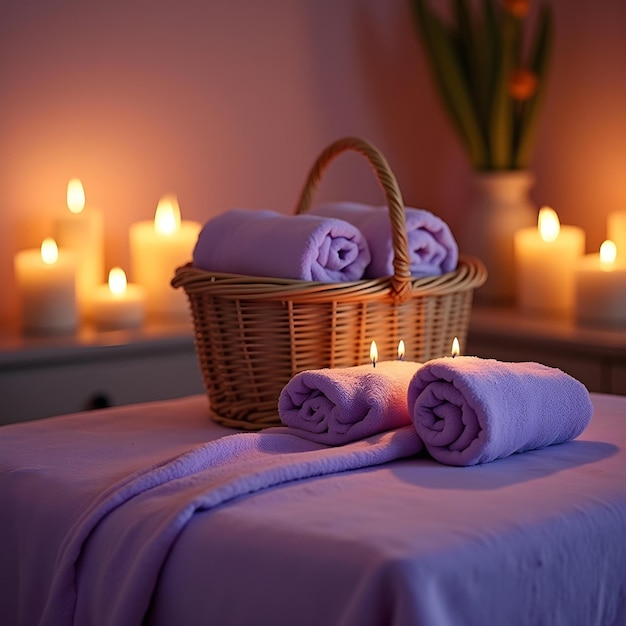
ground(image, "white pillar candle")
xmin=575 ymin=240 xmax=626 ymax=326
xmin=607 ymin=210 xmax=626 ymax=260
xmin=92 ymin=267 xmax=146 ymax=330
xmin=129 ymin=195 xmax=201 ymax=320
xmin=54 ymin=179 xmax=104 ymax=315
xmin=14 ymin=238 xmax=78 ymax=334
xmin=514 ymin=207 xmax=585 ymax=314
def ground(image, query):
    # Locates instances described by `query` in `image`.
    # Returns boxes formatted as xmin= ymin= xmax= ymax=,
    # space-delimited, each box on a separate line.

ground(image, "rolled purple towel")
xmin=278 ymin=361 xmax=425 ymax=445
xmin=192 ymin=209 xmax=371 ymax=282
xmin=407 ymin=357 xmax=594 ymax=466
xmin=310 ymin=201 xmax=458 ymax=278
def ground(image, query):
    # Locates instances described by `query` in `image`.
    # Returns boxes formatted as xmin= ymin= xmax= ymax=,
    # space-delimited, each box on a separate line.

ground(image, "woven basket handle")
xmin=294 ymin=136 xmax=411 ymax=300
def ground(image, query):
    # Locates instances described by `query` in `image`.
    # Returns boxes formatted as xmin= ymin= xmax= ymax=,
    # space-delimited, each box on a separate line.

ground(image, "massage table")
xmin=1 ymin=392 xmax=625 ymax=626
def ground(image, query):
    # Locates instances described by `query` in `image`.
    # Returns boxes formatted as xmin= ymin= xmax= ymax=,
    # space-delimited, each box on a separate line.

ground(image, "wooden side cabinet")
xmin=467 ymin=306 xmax=626 ymax=396
xmin=0 ymin=323 xmax=205 ymax=425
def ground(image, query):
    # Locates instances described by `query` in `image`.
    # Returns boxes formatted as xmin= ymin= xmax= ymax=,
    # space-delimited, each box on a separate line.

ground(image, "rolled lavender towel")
xmin=192 ymin=209 xmax=371 ymax=282
xmin=310 ymin=201 xmax=458 ymax=278
xmin=407 ymin=357 xmax=594 ymax=466
xmin=278 ymin=361 xmax=425 ymax=445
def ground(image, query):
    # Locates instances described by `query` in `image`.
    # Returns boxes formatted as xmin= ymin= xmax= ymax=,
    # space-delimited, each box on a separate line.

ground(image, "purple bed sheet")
xmin=1 ymin=393 xmax=626 ymax=626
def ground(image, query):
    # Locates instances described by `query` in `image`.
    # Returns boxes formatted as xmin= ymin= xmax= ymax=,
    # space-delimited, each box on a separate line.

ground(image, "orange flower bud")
xmin=502 ymin=0 xmax=530 ymax=18
xmin=508 ymin=68 xmax=538 ymax=100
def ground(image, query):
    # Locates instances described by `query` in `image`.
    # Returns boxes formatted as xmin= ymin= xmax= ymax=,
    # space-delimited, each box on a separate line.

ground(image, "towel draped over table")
xmin=34 ymin=426 xmax=421 ymax=626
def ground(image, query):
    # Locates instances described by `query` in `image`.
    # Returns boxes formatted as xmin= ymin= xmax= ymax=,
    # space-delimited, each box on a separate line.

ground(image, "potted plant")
xmin=409 ymin=0 xmax=553 ymax=302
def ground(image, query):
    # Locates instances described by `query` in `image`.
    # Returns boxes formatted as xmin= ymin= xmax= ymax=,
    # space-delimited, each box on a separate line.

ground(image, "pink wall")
xmin=1 ymin=0 xmax=625 ymax=325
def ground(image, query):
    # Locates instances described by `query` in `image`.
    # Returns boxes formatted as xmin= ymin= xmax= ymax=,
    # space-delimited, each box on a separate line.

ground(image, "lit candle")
xmin=129 ymin=195 xmax=201 ymax=320
xmin=14 ymin=238 xmax=78 ymax=334
xmin=54 ymin=179 xmax=104 ymax=315
xmin=607 ymin=210 xmax=626 ymax=260
xmin=514 ymin=206 xmax=585 ymax=314
xmin=451 ymin=337 xmax=460 ymax=357
xmin=574 ymin=240 xmax=626 ymax=326
xmin=369 ymin=339 xmax=416 ymax=365
xmin=91 ymin=267 xmax=146 ymax=330
xmin=370 ymin=340 xmax=378 ymax=368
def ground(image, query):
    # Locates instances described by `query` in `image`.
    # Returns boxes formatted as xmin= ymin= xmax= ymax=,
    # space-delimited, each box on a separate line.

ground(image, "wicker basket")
xmin=172 ymin=137 xmax=487 ymax=430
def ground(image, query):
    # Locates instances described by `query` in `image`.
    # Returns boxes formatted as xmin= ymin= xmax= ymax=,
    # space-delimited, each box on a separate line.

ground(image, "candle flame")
xmin=67 ymin=179 xmax=86 ymax=214
xmin=451 ymin=337 xmax=460 ymax=357
xmin=154 ymin=195 xmax=181 ymax=235
xmin=41 ymin=238 xmax=58 ymax=265
xmin=370 ymin=340 xmax=378 ymax=367
xmin=108 ymin=267 xmax=127 ymax=295
xmin=397 ymin=339 xmax=405 ymax=360
xmin=600 ymin=240 xmax=617 ymax=267
xmin=538 ymin=206 xmax=560 ymax=242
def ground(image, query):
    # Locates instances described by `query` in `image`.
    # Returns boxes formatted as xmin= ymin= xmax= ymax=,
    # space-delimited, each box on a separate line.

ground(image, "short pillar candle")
xmin=14 ymin=238 xmax=78 ymax=334
xmin=514 ymin=207 xmax=585 ymax=314
xmin=91 ymin=267 xmax=146 ymax=330
xmin=574 ymin=240 xmax=626 ymax=326
xmin=607 ymin=210 xmax=626 ymax=260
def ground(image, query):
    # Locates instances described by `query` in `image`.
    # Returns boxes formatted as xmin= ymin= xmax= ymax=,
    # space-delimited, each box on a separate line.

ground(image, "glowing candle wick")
xmin=600 ymin=240 xmax=617 ymax=269
xmin=538 ymin=206 xmax=560 ymax=243
xmin=451 ymin=337 xmax=460 ymax=358
xmin=370 ymin=340 xmax=378 ymax=368
xmin=154 ymin=195 xmax=182 ymax=236
xmin=108 ymin=267 xmax=127 ymax=296
xmin=67 ymin=178 xmax=86 ymax=215
xmin=41 ymin=238 xmax=59 ymax=265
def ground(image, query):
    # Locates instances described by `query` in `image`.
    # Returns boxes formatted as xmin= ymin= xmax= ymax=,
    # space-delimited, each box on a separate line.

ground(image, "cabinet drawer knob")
xmin=85 ymin=393 xmax=112 ymax=411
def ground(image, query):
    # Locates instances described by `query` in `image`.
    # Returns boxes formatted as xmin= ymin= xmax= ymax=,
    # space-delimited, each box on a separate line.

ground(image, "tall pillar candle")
xmin=14 ymin=238 xmax=78 ymax=334
xmin=514 ymin=207 xmax=585 ymax=314
xmin=607 ymin=210 xmax=626 ymax=260
xmin=575 ymin=240 xmax=626 ymax=326
xmin=129 ymin=195 xmax=201 ymax=320
xmin=54 ymin=179 xmax=104 ymax=315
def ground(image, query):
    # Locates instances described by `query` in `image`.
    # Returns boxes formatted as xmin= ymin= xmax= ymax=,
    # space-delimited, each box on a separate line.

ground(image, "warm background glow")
xmin=1 ymin=1 xmax=625 ymax=324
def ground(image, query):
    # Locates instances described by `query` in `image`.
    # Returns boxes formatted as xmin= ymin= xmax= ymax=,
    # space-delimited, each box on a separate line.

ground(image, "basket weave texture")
xmin=173 ymin=137 xmax=487 ymax=430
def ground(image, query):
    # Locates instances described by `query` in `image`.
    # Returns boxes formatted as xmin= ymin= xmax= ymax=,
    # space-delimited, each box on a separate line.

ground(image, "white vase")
xmin=461 ymin=170 xmax=537 ymax=304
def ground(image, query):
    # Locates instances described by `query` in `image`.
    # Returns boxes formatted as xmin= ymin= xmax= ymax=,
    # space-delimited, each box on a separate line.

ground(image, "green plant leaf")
xmin=513 ymin=2 xmax=554 ymax=168
xmin=408 ymin=0 xmax=551 ymax=171
xmin=410 ymin=0 xmax=487 ymax=167
xmin=488 ymin=11 xmax=520 ymax=169
xmin=473 ymin=0 xmax=501 ymax=156
xmin=451 ymin=0 xmax=475 ymax=85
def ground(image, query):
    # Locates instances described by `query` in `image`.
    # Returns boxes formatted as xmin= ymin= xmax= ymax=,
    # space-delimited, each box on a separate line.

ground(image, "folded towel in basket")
xmin=407 ymin=357 xmax=594 ymax=466
xmin=310 ymin=201 xmax=458 ymax=278
xmin=278 ymin=361 xmax=425 ymax=445
xmin=192 ymin=209 xmax=371 ymax=282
